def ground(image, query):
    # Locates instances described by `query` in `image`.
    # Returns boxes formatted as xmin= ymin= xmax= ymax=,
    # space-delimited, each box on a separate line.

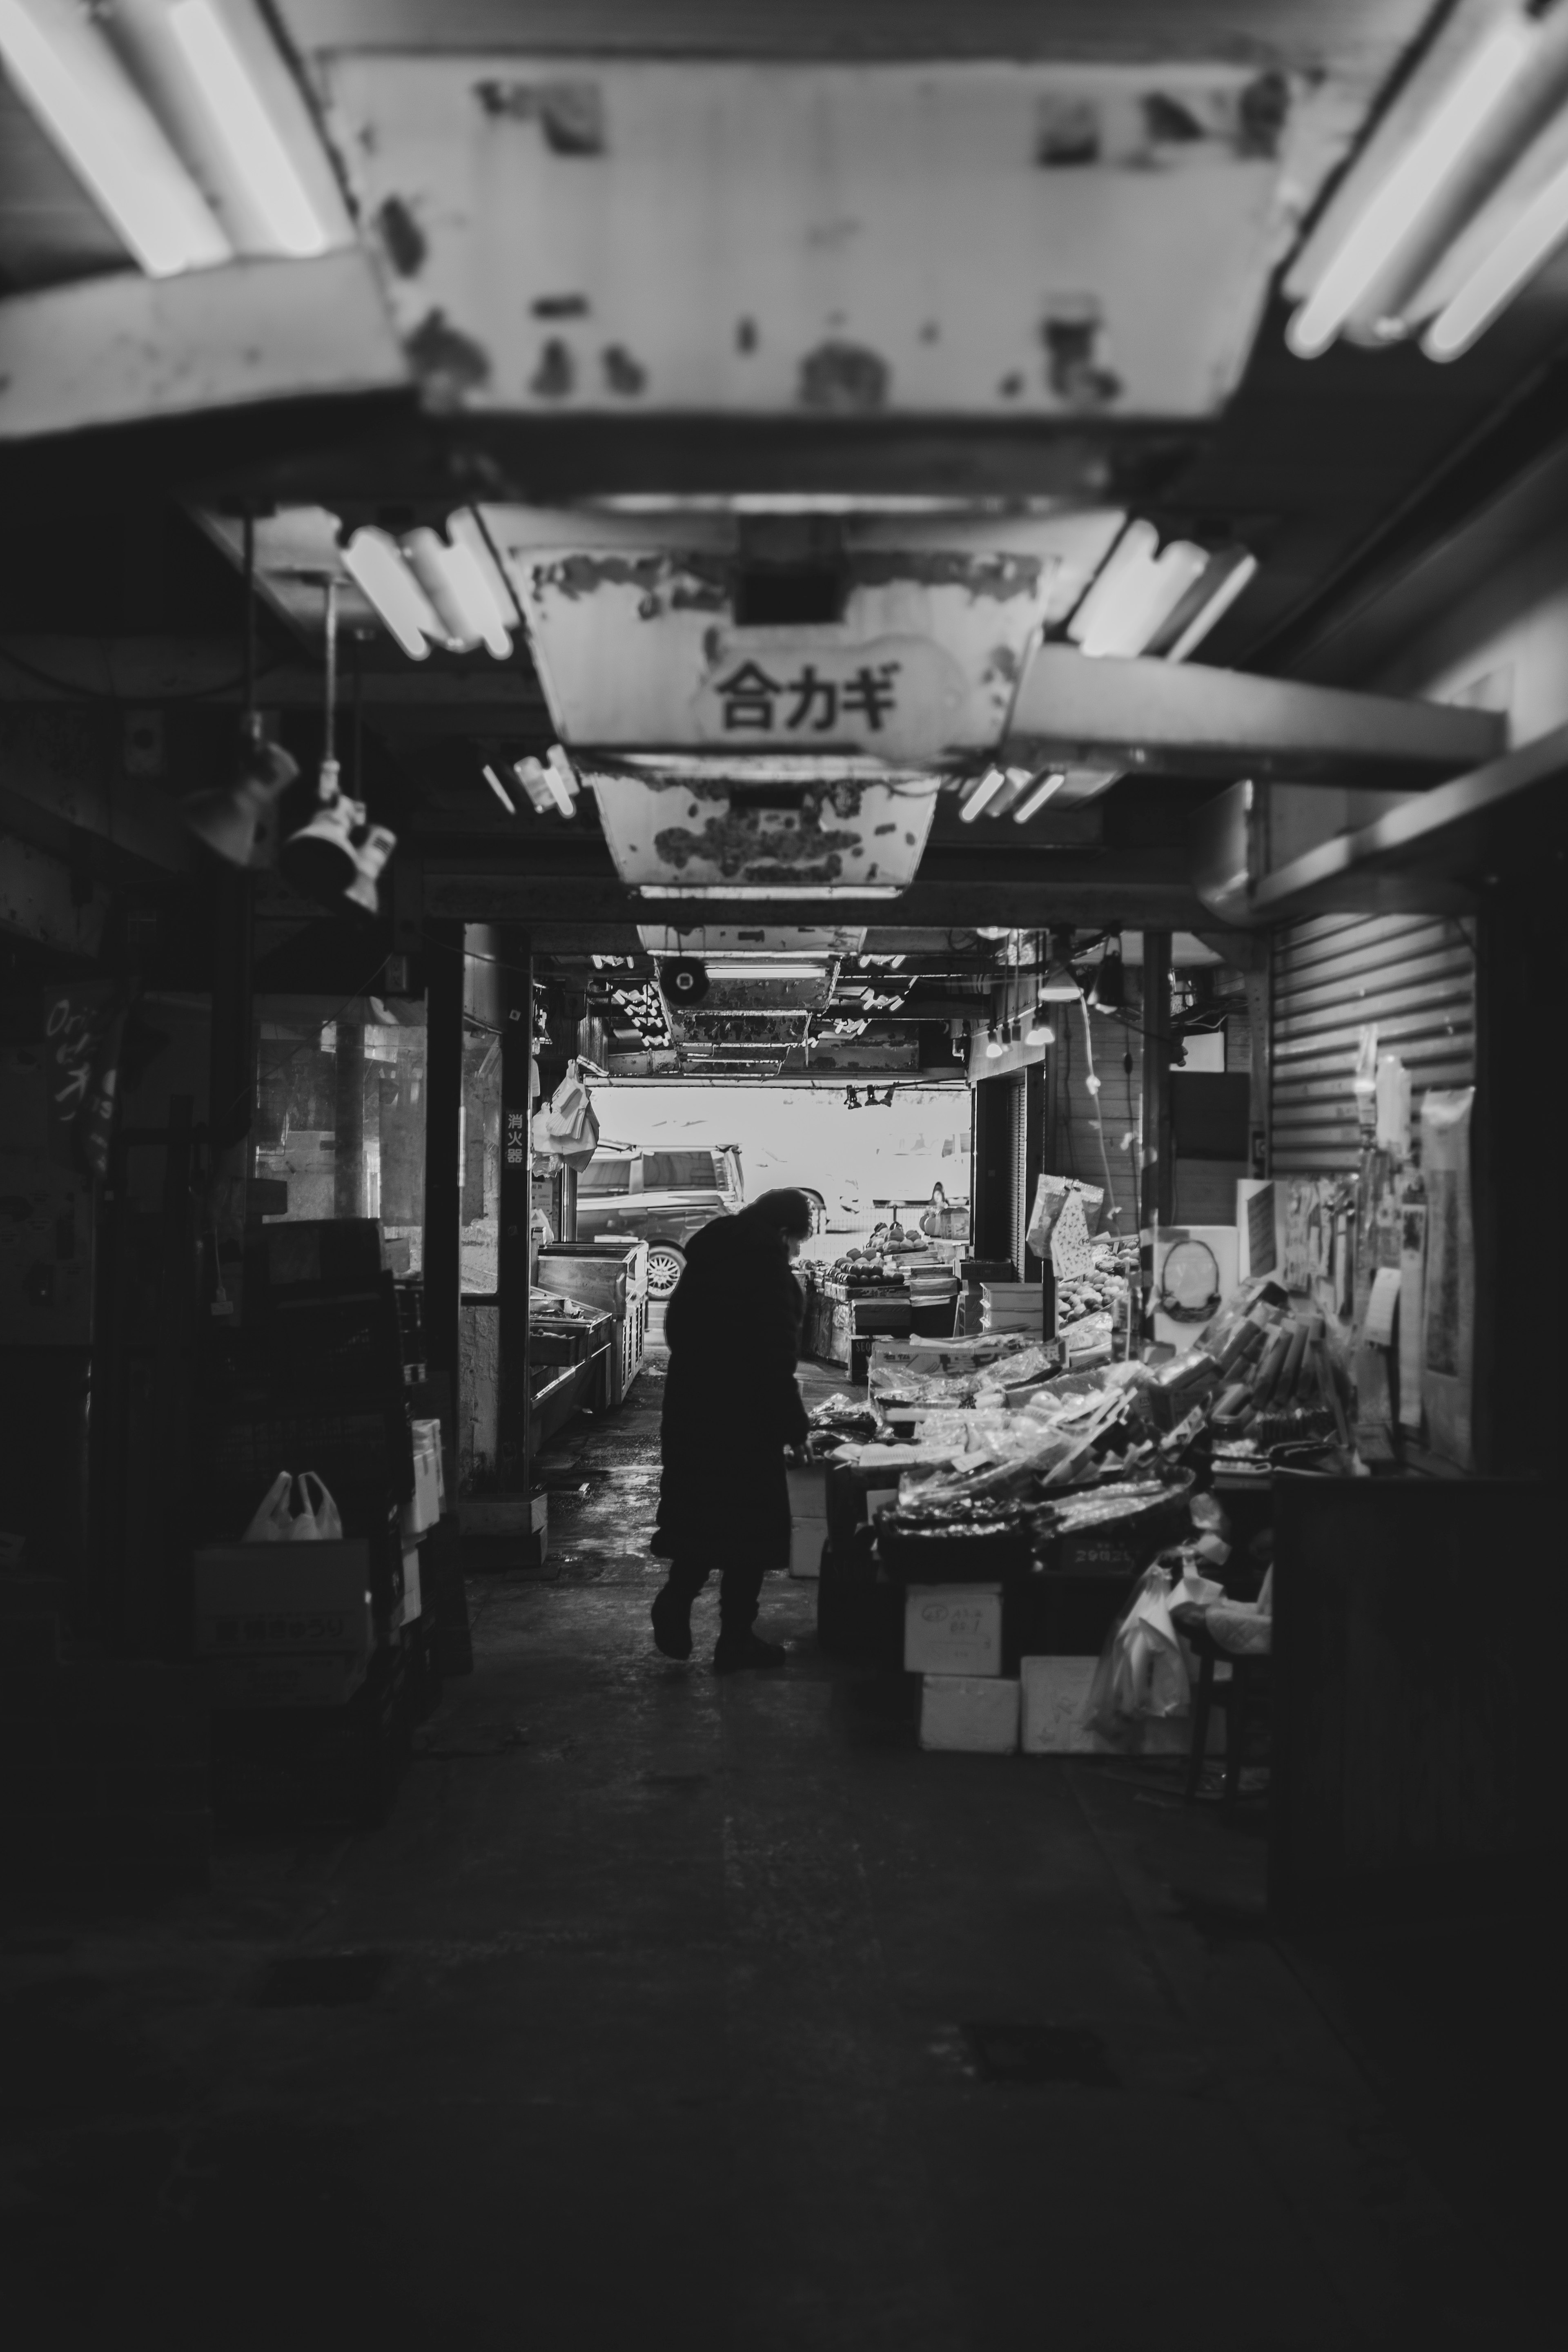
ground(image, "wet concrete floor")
xmin=1 ymin=1348 xmax=1553 ymax=2349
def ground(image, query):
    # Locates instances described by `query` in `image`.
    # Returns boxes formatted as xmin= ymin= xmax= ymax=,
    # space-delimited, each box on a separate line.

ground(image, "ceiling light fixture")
xmin=1286 ymin=14 xmax=1535 ymax=359
xmin=341 ymin=527 xmax=440 ymax=660
xmin=984 ymin=1026 xmax=1004 ymax=1059
xmin=0 ymin=0 xmax=231 ymax=276
xmin=1011 ymin=769 xmax=1067 ymax=823
xmin=637 ymin=885 xmax=905 ymax=900
xmin=1425 ymin=146 xmax=1568 ymax=357
xmin=543 ymin=744 xmax=581 ymax=815
xmin=481 ymin=763 xmax=517 ymax=816
xmin=960 ymin=766 xmax=1008 ymax=823
xmin=704 ymin=961 xmax=827 ymax=981
xmin=165 ymin=0 xmax=331 ymax=258
xmin=1069 ymin=522 xmax=1211 ymax=658
xmin=403 ymin=527 xmax=513 ymax=659
xmin=1163 ymin=551 xmax=1260 ymax=662
xmin=1026 ymin=1007 xmax=1056 ymax=1046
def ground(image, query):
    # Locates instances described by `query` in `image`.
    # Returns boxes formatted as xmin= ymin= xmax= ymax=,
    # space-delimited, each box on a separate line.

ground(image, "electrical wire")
xmin=1077 ymin=988 xmax=1120 ymax=1227
xmin=0 ymin=641 xmax=290 ymax=704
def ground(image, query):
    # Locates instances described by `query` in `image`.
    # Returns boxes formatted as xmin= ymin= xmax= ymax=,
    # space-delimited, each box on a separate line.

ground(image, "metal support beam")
xmin=1139 ymin=930 xmax=1173 ymax=1340
xmin=1239 ymin=720 xmax=1568 ymax=920
xmin=496 ymin=929 xmax=533 ymax=1496
xmin=0 ymin=252 xmax=405 ymax=443
xmin=1005 ymin=646 xmax=1504 ymax=786
xmin=421 ymin=865 xmax=1209 ymax=934
xmin=0 ymin=639 xmax=548 ymax=723
xmin=422 ymin=921 xmax=464 ymax=1431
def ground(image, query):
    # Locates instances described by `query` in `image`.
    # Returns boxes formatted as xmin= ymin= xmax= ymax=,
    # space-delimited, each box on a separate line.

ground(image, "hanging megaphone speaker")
xmin=660 ymin=957 xmax=708 ymax=1005
xmin=344 ymin=825 xmax=398 ymax=917
xmin=280 ymin=762 xmax=362 ymax=905
xmin=182 ymin=734 xmax=298 ymax=868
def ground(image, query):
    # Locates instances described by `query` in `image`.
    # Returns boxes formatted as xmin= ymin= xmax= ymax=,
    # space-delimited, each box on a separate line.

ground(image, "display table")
xmin=536 ymin=1241 xmax=648 ymax=1405
xmin=806 ymin=1274 xmax=911 ymax=1372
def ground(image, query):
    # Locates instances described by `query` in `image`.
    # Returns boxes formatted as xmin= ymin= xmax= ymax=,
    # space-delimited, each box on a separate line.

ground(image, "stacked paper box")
xmin=982 ymin=1282 xmax=1044 ymax=1335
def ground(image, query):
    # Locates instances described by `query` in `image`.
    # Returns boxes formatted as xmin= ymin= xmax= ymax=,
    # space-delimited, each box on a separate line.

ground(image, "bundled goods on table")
xmin=1138 ymin=1276 xmax=1353 ymax=1473
xmin=819 ymin=1252 xmax=910 ymax=1291
xmin=1055 ymin=1234 xmax=1141 ymax=1366
xmin=529 ymin=1286 xmax=602 ymax=1324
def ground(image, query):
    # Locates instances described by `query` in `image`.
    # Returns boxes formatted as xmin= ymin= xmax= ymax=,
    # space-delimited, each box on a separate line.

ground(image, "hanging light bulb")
xmin=1026 ymin=1005 xmax=1056 ymax=1046
xmin=984 ymin=1027 xmax=1004 ymax=1059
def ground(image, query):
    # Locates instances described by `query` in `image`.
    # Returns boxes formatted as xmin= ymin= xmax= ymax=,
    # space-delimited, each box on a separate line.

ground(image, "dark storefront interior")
xmin=2 ymin=5 xmax=1566 ymax=2345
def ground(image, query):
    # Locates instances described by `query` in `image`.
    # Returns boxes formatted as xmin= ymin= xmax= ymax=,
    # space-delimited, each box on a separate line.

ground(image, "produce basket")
xmin=1028 ymin=1470 xmax=1195 ymax=1576
xmin=874 ymin=1500 xmax=1032 ymax=1584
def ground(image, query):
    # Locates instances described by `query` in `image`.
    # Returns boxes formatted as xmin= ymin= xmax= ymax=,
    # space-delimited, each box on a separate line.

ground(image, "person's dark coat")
xmin=652 ymin=1197 xmax=811 ymax=1570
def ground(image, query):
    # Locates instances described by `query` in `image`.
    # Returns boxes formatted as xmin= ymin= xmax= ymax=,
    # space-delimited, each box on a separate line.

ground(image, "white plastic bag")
xmin=289 ymin=1472 xmax=343 ymax=1541
xmin=531 ymin=1059 xmax=601 ymax=1173
xmin=1085 ymin=1563 xmax=1191 ymax=1737
xmin=242 ymin=1470 xmax=295 ymax=1543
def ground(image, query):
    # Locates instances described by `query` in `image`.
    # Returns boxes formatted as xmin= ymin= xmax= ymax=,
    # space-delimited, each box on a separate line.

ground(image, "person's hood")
xmin=684 ymin=1212 xmax=786 ymax=1277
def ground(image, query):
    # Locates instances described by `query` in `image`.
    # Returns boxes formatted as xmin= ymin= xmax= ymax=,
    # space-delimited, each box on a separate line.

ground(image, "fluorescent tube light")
xmin=511 ymin=757 xmax=558 ymax=816
xmin=1012 ymin=770 xmax=1066 ymax=823
xmin=637 ymin=885 xmax=905 ymax=900
xmin=0 ymin=0 xmax=231 ymax=276
xmin=1425 ymin=148 xmax=1568 ymax=357
xmin=166 ymin=0 xmax=329 ymax=259
xmin=481 ymin=764 xmax=517 ymax=815
xmin=705 ymin=961 xmax=827 ymax=980
xmin=1287 ymin=15 xmax=1535 ymax=359
xmin=1071 ymin=524 xmax=1209 ymax=658
xmin=1163 ymin=552 xmax=1259 ymax=662
xmin=543 ymin=744 xmax=580 ymax=815
xmin=403 ymin=528 xmax=512 ymax=658
xmin=342 ymin=528 xmax=439 ymax=660
xmin=959 ymin=766 xmax=1007 ymax=823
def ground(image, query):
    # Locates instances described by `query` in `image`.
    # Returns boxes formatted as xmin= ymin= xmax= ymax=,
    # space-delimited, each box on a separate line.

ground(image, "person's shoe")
xmin=651 ymin=1586 xmax=693 ymax=1660
xmin=712 ymin=1630 xmax=786 ymax=1674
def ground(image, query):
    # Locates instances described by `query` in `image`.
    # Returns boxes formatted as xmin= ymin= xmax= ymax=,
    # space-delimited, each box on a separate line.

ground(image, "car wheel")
xmin=646 ymin=1244 xmax=685 ymax=1300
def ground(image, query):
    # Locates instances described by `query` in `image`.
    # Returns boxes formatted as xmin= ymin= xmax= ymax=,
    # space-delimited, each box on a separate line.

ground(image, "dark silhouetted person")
xmin=650 ymin=1188 xmax=813 ymax=1671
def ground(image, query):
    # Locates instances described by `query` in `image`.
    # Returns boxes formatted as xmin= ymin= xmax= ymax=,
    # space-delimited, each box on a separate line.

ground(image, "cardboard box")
xmin=193 ymin=1541 xmax=373 ymax=1658
xmin=903 ymin=1583 xmax=1003 ymax=1677
xmin=920 ymin=1674 xmax=1020 ymax=1753
xmin=202 ymin=1650 xmax=370 ymax=1710
xmin=1019 ymin=1655 xmax=1218 ymax=1756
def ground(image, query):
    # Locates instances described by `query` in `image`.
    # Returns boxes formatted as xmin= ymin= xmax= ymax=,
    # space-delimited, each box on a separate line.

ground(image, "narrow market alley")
xmin=3 ymin=1350 xmax=1553 ymax=2351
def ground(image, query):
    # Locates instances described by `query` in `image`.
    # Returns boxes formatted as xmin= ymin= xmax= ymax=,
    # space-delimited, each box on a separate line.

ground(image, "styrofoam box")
xmin=786 ymin=1462 xmax=829 ymax=1579
xmin=399 ymin=1442 xmax=441 ymax=1541
xmin=920 ymin=1674 xmax=1020 ymax=1753
xmin=393 ymin=1545 xmax=422 ymax=1632
xmin=1019 ymin=1656 xmax=1222 ymax=1756
xmin=904 ymin=1583 xmax=1002 ymax=1676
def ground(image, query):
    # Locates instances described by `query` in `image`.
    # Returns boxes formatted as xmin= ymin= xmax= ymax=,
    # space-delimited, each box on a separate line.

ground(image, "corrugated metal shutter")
xmin=1271 ymin=914 xmax=1474 ymax=1174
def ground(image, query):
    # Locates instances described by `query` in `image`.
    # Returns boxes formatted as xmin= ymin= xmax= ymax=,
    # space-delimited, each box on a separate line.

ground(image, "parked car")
xmin=575 ymin=1144 xmax=745 ymax=1297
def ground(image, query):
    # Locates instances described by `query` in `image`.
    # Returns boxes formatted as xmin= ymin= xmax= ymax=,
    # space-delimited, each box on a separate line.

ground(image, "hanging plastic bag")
xmin=531 ymin=1059 xmax=601 ymax=1172
xmin=242 ymin=1470 xmax=295 ymax=1543
xmin=1085 ymin=1563 xmax=1191 ymax=1739
xmin=289 ymin=1472 xmax=343 ymax=1542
